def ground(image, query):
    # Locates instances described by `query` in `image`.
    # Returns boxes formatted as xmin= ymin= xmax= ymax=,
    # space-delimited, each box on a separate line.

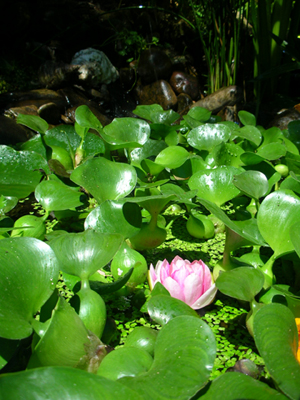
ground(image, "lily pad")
xmin=187 ymin=123 xmax=231 ymax=151
xmin=155 ymin=146 xmax=191 ymax=169
xmin=102 ymin=118 xmax=150 ymax=148
xmin=233 ymin=170 xmax=269 ymax=200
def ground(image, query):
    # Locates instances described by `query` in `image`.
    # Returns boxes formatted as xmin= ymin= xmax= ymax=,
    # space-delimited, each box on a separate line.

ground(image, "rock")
xmin=137 ymin=48 xmax=173 ymax=84
xmin=191 ymin=86 xmax=243 ymax=113
xmin=169 ymin=71 xmax=200 ymax=100
xmin=177 ymin=93 xmax=193 ymax=114
xmin=268 ymin=108 xmax=300 ymax=130
xmin=0 ymin=115 xmax=34 ymax=145
xmin=135 ymin=80 xmax=177 ymax=110
xmin=71 ymin=48 xmax=119 ymax=86
xmin=38 ymin=61 xmax=80 ymax=89
xmin=119 ymin=68 xmax=136 ymax=90
xmin=4 ymin=105 xmax=39 ymax=119
xmin=0 ymin=89 xmax=67 ymax=111
xmin=38 ymin=102 xmax=61 ymax=124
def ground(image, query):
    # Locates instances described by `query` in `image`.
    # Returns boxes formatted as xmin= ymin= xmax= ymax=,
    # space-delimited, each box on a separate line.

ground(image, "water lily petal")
xmin=190 ymin=283 xmax=218 ymax=310
xmin=183 ymin=272 xmax=204 ymax=306
xmin=191 ymin=260 xmax=212 ymax=292
xmin=171 ymin=266 xmax=191 ymax=289
xmin=159 ymin=259 xmax=171 ymax=282
xmin=171 ymin=256 xmax=189 ymax=273
xmin=148 ymin=264 xmax=158 ymax=290
xmin=162 ymin=276 xmax=185 ymax=302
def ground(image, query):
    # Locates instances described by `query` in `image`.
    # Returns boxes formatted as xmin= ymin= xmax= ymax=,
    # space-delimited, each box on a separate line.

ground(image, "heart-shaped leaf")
xmin=211 ymin=142 xmax=244 ymax=167
xmin=0 ymin=238 xmax=59 ymax=339
xmin=49 ymin=230 xmax=123 ymax=279
xmin=102 ymin=118 xmax=150 ymax=148
xmin=257 ymin=142 xmax=287 ymax=160
xmin=235 ymin=126 xmax=262 ymax=147
xmin=257 ymin=190 xmax=300 ymax=257
xmin=238 ymin=110 xmax=256 ymax=126
xmin=188 ymin=166 xmax=243 ymax=206
xmin=133 ymin=104 xmax=180 ymax=125
xmin=187 ymin=124 xmax=231 ymax=151
xmin=187 ymin=106 xmax=212 ymax=122
xmin=17 ymin=113 xmax=49 ymax=134
xmin=155 ymin=146 xmax=191 ymax=169
xmin=233 ymin=170 xmax=269 ymax=200
xmin=75 ymin=104 xmax=103 ymax=132
xmin=35 ymin=180 xmax=86 ymax=212
xmin=216 ymin=267 xmax=265 ymax=302
xmin=254 ymin=303 xmax=300 ymax=400
xmin=70 ymin=157 xmax=137 ymax=204
xmin=130 ymin=139 xmax=167 ymax=168
xmin=0 ymin=146 xmax=49 ymax=199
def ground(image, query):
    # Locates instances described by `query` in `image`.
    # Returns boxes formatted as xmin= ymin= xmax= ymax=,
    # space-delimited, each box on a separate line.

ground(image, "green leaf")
xmin=188 ymin=166 xmax=243 ymax=206
xmin=211 ymin=142 xmax=244 ymax=167
xmin=257 ymin=190 xmax=300 ymax=257
xmin=254 ymin=303 xmax=300 ymax=400
xmin=233 ymin=170 xmax=269 ymax=200
xmin=198 ymin=371 xmax=289 ymax=400
xmin=216 ymin=267 xmax=265 ymax=302
xmin=0 ymin=146 xmax=49 ymax=199
xmin=102 ymin=118 xmax=150 ymax=148
xmin=0 ymin=238 xmax=59 ymax=339
xmin=17 ymin=113 xmax=49 ymax=134
xmin=0 ymin=366 xmax=141 ymax=399
xmin=19 ymin=134 xmax=47 ymax=159
xmin=35 ymin=180 xmax=86 ymax=212
xmin=187 ymin=124 xmax=231 ymax=151
xmin=235 ymin=125 xmax=262 ymax=147
xmin=281 ymin=174 xmax=300 ymax=195
xmin=120 ymin=315 xmax=216 ymax=400
xmin=291 ymin=222 xmax=300 ymax=258
xmin=70 ymin=157 xmax=137 ymax=204
xmin=130 ymin=139 xmax=167 ymax=169
xmin=147 ymin=294 xmax=199 ymax=326
xmin=84 ymin=200 xmax=141 ymax=239
xmin=49 ymin=230 xmax=123 ymax=280
xmin=155 ymin=146 xmax=190 ymax=169
xmin=133 ymin=104 xmax=180 ymax=125
xmin=44 ymin=125 xmax=80 ymax=154
xmin=257 ymin=142 xmax=287 ymax=160
xmin=238 ymin=110 xmax=256 ymax=126
xmin=187 ymin=106 xmax=212 ymax=122
xmin=75 ymin=104 xmax=103 ymax=132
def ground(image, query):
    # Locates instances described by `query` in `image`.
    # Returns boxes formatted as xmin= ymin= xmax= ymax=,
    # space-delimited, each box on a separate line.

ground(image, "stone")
xmin=169 ymin=71 xmax=200 ymax=100
xmin=177 ymin=93 xmax=193 ymax=114
xmin=137 ymin=48 xmax=173 ymax=84
xmin=38 ymin=102 xmax=61 ymax=125
xmin=191 ymin=86 xmax=243 ymax=114
xmin=135 ymin=80 xmax=177 ymax=110
xmin=268 ymin=108 xmax=300 ymax=130
xmin=0 ymin=116 xmax=34 ymax=145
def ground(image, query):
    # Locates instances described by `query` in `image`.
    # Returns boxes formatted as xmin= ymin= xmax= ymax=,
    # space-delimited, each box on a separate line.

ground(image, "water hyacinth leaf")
xmin=240 ymin=151 xmax=265 ymax=165
xmin=187 ymin=123 xmax=231 ymax=151
xmin=35 ymin=180 xmax=86 ymax=212
xmin=102 ymin=118 xmax=150 ymax=148
xmin=19 ymin=134 xmax=47 ymax=159
xmin=0 ymin=238 xmax=59 ymax=340
xmin=70 ymin=157 xmax=137 ymax=204
xmin=0 ymin=195 xmax=18 ymax=215
xmin=84 ymin=200 xmax=141 ymax=239
xmin=75 ymin=104 xmax=103 ymax=133
xmin=260 ymin=126 xmax=283 ymax=147
xmin=133 ymin=104 xmax=180 ymax=124
xmin=182 ymin=114 xmax=204 ymax=129
xmin=17 ymin=113 xmax=49 ymax=134
xmin=254 ymin=303 xmax=300 ymax=400
xmin=49 ymin=230 xmax=123 ymax=279
xmin=97 ymin=346 xmax=153 ymax=380
xmin=211 ymin=142 xmax=244 ymax=167
xmin=82 ymin=132 xmax=105 ymax=158
xmin=0 ymin=146 xmax=49 ymax=199
xmin=257 ymin=142 xmax=287 ymax=160
xmin=188 ymin=166 xmax=243 ymax=206
xmin=291 ymin=222 xmax=300 ymax=258
xmin=238 ymin=110 xmax=256 ymax=126
xmin=0 ymin=367 xmax=141 ymax=400
xmin=233 ymin=170 xmax=269 ymax=200
xmin=216 ymin=267 xmax=265 ymax=302
xmin=187 ymin=106 xmax=212 ymax=122
xmin=126 ymin=194 xmax=176 ymax=215
xmin=287 ymin=120 xmax=300 ymax=151
xmin=147 ymin=294 xmax=199 ymax=326
xmin=171 ymin=156 xmax=207 ymax=180
xmin=141 ymin=159 xmax=165 ymax=176
xmin=235 ymin=126 xmax=262 ymax=147
xmin=199 ymin=371 xmax=289 ymax=400
xmin=284 ymin=152 xmax=300 ymax=174
xmin=129 ymin=139 xmax=167 ymax=168
xmin=155 ymin=146 xmax=191 ymax=169
xmin=44 ymin=125 xmax=80 ymax=154
xmin=259 ymin=284 xmax=300 ymax=318
xmin=120 ymin=315 xmax=216 ymax=400
xmin=281 ymin=174 xmax=300 ymax=195
xmin=199 ymin=199 xmax=266 ymax=246
xmin=257 ymin=190 xmax=300 ymax=257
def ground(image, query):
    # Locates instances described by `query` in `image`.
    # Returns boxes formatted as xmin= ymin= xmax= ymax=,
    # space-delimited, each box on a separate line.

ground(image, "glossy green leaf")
xmin=0 ymin=146 xmax=49 ymax=199
xmin=82 ymin=132 xmax=105 ymax=158
xmin=199 ymin=371 xmax=289 ymax=400
xmin=126 ymin=193 xmax=175 ymax=215
xmin=188 ymin=166 xmax=243 ymax=206
xmin=284 ymin=152 xmax=300 ymax=174
xmin=35 ymin=180 xmax=86 ymax=212
xmin=259 ymin=284 xmax=300 ymax=318
xmin=75 ymin=104 xmax=103 ymax=132
xmin=199 ymin=198 xmax=267 ymax=246
xmin=254 ymin=303 xmax=300 ymax=400
xmin=211 ymin=142 xmax=244 ymax=167
xmin=291 ymin=222 xmax=300 ymax=258
xmin=17 ymin=113 xmax=49 ymax=134
xmin=240 ymin=151 xmax=265 ymax=165
xmin=257 ymin=190 xmax=300 ymax=257
xmin=102 ymin=118 xmax=150 ymax=148
xmin=120 ymin=315 xmax=216 ymax=400
xmin=187 ymin=106 xmax=212 ymax=122
xmin=287 ymin=120 xmax=300 ymax=151
xmin=257 ymin=142 xmax=287 ymax=160
xmin=216 ymin=267 xmax=265 ymax=302
xmin=187 ymin=123 xmax=231 ymax=151
xmin=233 ymin=170 xmax=269 ymax=199
xmin=98 ymin=346 xmax=153 ymax=380
xmin=133 ymin=104 xmax=180 ymax=124
xmin=130 ymin=139 xmax=167 ymax=168
xmin=0 ymin=238 xmax=59 ymax=339
xmin=238 ymin=110 xmax=256 ymax=126
xmin=0 ymin=367 xmax=141 ymax=399
xmin=70 ymin=157 xmax=137 ymax=204
xmin=49 ymin=230 xmax=123 ymax=279
xmin=84 ymin=199 xmax=141 ymax=239
xmin=44 ymin=125 xmax=80 ymax=154
xmin=155 ymin=146 xmax=190 ymax=169
xmin=19 ymin=134 xmax=47 ymax=159
xmin=182 ymin=114 xmax=204 ymax=129
xmin=235 ymin=125 xmax=262 ymax=147
xmin=260 ymin=126 xmax=283 ymax=147
xmin=281 ymin=174 xmax=300 ymax=195
xmin=147 ymin=294 xmax=199 ymax=326
xmin=0 ymin=195 xmax=18 ymax=215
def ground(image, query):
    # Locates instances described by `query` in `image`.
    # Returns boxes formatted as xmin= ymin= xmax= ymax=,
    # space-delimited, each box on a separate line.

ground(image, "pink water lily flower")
xmin=149 ymin=256 xmax=217 ymax=309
